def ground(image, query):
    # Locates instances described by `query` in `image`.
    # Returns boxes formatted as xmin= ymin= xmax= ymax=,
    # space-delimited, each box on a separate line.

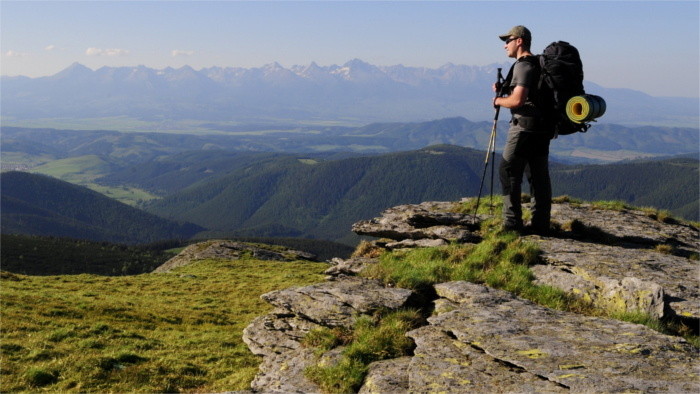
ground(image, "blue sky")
xmin=2 ymin=0 xmax=698 ymax=97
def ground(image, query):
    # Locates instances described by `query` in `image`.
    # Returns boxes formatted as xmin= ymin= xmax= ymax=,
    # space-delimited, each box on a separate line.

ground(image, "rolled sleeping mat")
xmin=566 ymin=94 xmax=606 ymax=123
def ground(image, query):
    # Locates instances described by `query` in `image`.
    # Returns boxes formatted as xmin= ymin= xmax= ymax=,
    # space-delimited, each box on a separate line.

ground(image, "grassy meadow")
xmin=0 ymin=258 xmax=328 ymax=392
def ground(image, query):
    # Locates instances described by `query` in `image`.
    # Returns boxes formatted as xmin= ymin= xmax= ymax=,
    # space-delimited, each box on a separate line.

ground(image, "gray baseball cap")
xmin=499 ymin=25 xmax=531 ymax=42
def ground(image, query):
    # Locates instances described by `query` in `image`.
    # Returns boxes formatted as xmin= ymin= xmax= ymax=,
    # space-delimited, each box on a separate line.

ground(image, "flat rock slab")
xmin=532 ymin=237 xmax=699 ymax=319
xmin=261 ymin=276 xmax=416 ymax=327
xmin=406 ymin=325 xmax=568 ymax=393
xmin=249 ymin=347 xmax=320 ymax=393
xmin=352 ymin=201 xmax=481 ymax=243
xmin=358 ymin=357 xmax=411 ymax=393
xmin=549 ymin=203 xmax=699 ymax=254
xmin=428 ymin=281 xmax=699 ymax=393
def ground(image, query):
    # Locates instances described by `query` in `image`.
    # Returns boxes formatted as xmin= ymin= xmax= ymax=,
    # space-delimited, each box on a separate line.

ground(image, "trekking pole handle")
xmin=493 ymin=68 xmax=505 ymax=110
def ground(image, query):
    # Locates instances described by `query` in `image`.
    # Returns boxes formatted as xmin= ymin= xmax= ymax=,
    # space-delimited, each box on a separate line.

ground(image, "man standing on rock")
xmin=493 ymin=25 xmax=552 ymax=234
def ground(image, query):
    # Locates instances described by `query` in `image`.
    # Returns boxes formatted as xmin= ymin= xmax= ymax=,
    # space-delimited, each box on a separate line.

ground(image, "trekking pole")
xmin=473 ymin=68 xmax=504 ymax=220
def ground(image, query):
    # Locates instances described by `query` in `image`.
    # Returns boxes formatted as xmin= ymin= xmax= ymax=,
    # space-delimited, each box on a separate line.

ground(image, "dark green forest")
xmin=0 ymin=234 xmax=353 ymax=276
xmin=551 ymin=157 xmax=699 ymax=220
xmin=1 ymin=171 xmax=202 ymax=244
xmin=2 ymin=146 xmax=697 ymax=249
xmin=0 ymin=234 xmax=173 ymax=275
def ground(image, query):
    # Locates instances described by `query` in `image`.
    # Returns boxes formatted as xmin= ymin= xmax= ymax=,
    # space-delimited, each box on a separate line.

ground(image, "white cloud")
xmin=86 ymin=47 xmax=129 ymax=57
xmin=45 ymin=45 xmax=56 ymax=51
xmin=171 ymin=49 xmax=195 ymax=57
xmin=4 ymin=50 xmax=28 ymax=58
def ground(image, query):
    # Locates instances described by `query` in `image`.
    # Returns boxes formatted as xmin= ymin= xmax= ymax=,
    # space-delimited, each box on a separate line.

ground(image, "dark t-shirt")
xmin=508 ymin=56 xmax=542 ymax=132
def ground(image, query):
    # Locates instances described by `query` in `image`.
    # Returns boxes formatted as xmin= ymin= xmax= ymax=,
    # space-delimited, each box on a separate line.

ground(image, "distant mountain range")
xmin=2 ymin=60 xmax=697 ymax=127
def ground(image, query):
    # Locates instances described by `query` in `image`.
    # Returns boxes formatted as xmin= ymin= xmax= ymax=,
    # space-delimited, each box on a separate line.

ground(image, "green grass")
xmin=0 ymin=258 xmax=328 ymax=392
xmin=32 ymin=155 xmax=113 ymax=182
xmin=29 ymin=155 xmax=160 ymax=206
xmin=304 ymin=309 xmax=422 ymax=393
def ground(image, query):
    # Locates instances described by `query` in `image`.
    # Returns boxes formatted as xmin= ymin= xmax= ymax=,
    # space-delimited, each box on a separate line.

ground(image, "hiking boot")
xmin=501 ymin=222 xmax=524 ymax=234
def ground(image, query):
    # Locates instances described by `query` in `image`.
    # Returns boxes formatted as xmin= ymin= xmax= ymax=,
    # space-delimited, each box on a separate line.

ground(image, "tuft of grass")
xmin=591 ymin=200 xmax=631 ymax=211
xmin=304 ymin=309 xmax=422 ymax=393
xmin=641 ymin=207 xmax=679 ymax=224
xmin=361 ymin=231 xmax=578 ymax=313
xmin=0 ymin=257 xmax=328 ymax=393
xmin=24 ymin=367 xmax=59 ymax=387
xmin=552 ymin=195 xmax=583 ymax=204
xmin=351 ymin=240 xmax=384 ymax=259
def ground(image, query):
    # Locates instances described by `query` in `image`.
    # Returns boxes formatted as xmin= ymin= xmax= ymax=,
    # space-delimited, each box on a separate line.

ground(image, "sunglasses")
xmin=505 ymin=37 xmax=519 ymax=44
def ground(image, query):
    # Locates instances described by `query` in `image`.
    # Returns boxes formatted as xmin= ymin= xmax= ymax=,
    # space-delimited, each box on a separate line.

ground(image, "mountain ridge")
xmin=3 ymin=61 xmax=697 ymax=127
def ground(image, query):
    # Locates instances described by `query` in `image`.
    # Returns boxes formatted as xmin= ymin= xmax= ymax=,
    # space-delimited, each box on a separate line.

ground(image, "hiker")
xmin=493 ymin=25 xmax=551 ymax=234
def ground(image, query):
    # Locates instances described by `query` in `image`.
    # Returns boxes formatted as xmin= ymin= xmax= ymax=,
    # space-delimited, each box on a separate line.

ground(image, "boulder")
xmin=351 ymin=201 xmax=481 ymax=243
xmin=261 ymin=276 xmax=416 ymax=328
xmin=242 ymin=309 xmax=322 ymax=357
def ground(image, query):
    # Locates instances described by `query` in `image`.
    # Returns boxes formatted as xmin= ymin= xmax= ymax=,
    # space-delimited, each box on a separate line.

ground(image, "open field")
xmin=0 ymin=258 xmax=328 ymax=392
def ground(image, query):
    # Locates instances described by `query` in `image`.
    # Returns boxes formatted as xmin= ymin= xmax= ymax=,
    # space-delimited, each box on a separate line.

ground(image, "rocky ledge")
xmin=153 ymin=240 xmax=316 ymax=273
xmin=242 ymin=200 xmax=699 ymax=393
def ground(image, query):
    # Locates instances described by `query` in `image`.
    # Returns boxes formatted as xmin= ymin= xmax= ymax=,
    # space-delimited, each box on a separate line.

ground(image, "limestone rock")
xmin=406 ymin=325 xmax=567 ymax=393
xmin=358 ymin=357 xmax=411 ymax=393
xmin=385 ymin=238 xmax=448 ymax=250
xmin=242 ymin=309 xmax=322 ymax=357
xmin=324 ymin=257 xmax=377 ymax=277
xmin=550 ymin=202 xmax=699 ymax=254
xmin=352 ymin=201 xmax=481 ymax=243
xmin=249 ymin=348 xmax=320 ymax=393
xmin=154 ymin=240 xmax=317 ymax=273
xmin=261 ymin=276 xmax=416 ymax=328
xmin=430 ymin=281 xmax=699 ymax=393
xmin=532 ymin=237 xmax=699 ymax=319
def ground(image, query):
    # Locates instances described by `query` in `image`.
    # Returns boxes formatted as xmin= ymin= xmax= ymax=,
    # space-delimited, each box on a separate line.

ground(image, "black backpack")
xmin=535 ymin=41 xmax=589 ymax=137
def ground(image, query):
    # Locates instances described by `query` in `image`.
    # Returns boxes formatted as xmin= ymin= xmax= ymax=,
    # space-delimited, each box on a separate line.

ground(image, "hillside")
xmin=551 ymin=157 xmax=699 ymax=220
xmin=144 ymin=145 xmax=487 ymax=244
xmin=142 ymin=146 xmax=699 ymax=244
xmin=0 ymin=248 xmax=329 ymax=392
xmin=0 ymin=171 xmax=202 ymax=244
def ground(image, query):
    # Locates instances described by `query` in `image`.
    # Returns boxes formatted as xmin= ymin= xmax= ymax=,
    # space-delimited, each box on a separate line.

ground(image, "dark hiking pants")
xmin=499 ymin=130 xmax=552 ymax=230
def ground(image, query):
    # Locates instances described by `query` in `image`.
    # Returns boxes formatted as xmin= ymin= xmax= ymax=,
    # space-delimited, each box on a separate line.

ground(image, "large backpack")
xmin=535 ymin=41 xmax=589 ymax=137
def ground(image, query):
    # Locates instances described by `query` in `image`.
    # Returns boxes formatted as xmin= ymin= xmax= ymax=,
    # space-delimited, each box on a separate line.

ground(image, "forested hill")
xmin=1 ymin=171 xmax=202 ymax=244
xmin=141 ymin=145 xmax=698 ymax=244
xmin=145 ymin=145 xmax=488 ymax=244
xmin=551 ymin=157 xmax=699 ymax=220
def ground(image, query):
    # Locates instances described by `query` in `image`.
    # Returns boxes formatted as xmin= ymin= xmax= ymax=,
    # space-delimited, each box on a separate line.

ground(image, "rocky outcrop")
xmin=242 ymin=200 xmax=699 ymax=393
xmin=411 ymin=281 xmax=698 ymax=393
xmin=153 ymin=240 xmax=316 ymax=273
xmin=352 ymin=201 xmax=481 ymax=244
